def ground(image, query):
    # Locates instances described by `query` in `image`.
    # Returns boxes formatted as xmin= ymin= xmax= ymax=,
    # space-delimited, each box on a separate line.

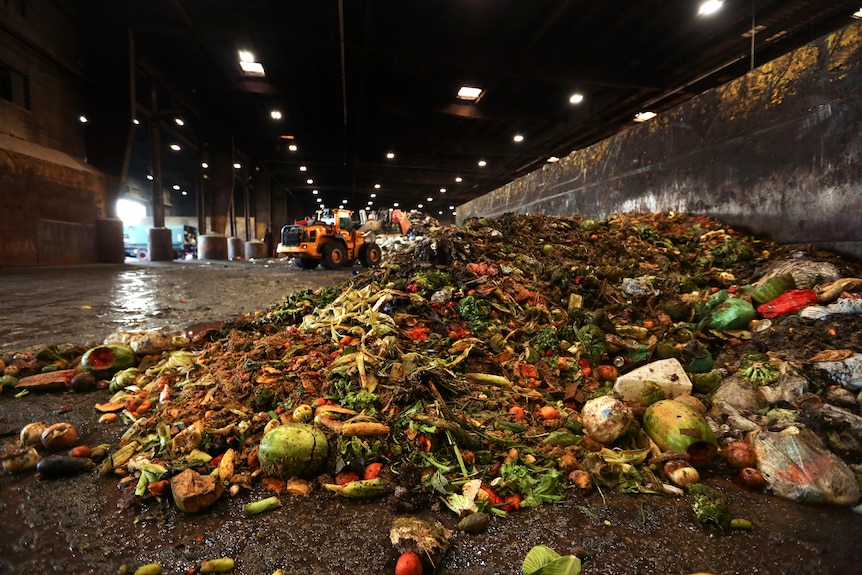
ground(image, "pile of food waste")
xmin=3 ymin=211 xmax=862 ymax=567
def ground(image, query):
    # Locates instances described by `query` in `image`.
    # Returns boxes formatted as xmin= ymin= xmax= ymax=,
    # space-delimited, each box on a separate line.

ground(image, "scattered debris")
xmin=3 ymin=211 xmax=862 ymax=568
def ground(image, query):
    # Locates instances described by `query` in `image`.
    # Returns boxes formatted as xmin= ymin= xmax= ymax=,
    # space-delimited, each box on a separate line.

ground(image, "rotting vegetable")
xmin=7 ymin=210 xmax=862 ymax=534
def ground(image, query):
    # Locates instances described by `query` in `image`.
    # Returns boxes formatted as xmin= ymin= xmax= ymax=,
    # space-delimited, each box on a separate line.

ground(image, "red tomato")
xmin=395 ymin=551 xmax=422 ymax=575
xmin=335 ymin=471 xmax=359 ymax=486
xmin=508 ymin=406 xmax=525 ymax=420
xmin=502 ymin=493 xmax=521 ymax=511
xmin=364 ymin=462 xmax=383 ymax=480
xmin=539 ymin=405 xmax=559 ymax=420
xmin=596 ymin=364 xmax=619 ymax=382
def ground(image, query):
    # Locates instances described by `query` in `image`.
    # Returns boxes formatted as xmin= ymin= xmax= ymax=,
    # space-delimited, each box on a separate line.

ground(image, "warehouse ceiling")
xmin=107 ymin=0 xmax=860 ymax=219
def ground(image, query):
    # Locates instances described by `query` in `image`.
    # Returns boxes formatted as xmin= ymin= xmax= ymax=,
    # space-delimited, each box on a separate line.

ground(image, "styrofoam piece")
xmin=612 ymin=358 xmax=693 ymax=403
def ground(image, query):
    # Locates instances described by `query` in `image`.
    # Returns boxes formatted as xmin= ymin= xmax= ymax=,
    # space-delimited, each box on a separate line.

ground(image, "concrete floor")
xmin=0 ymin=258 xmax=355 ymax=354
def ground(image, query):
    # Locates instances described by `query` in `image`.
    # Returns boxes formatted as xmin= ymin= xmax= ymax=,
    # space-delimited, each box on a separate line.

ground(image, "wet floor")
xmin=0 ymin=258 xmax=353 ymax=354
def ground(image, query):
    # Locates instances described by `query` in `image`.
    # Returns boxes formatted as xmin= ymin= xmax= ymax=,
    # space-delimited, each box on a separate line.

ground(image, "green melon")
xmin=258 ymin=423 xmax=329 ymax=478
xmin=80 ymin=344 xmax=137 ymax=379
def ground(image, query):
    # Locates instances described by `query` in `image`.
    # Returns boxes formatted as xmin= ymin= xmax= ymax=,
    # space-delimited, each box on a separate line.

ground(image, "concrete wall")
xmin=0 ymin=1 xmax=111 ymax=266
xmin=459 ymin=22 xmax=862 ymax=260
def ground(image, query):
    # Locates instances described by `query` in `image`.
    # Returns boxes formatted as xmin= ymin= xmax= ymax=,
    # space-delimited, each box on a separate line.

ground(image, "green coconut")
xmin=643 ymin=399 xmax=717 ymax=465
xmin=258 ymin=423 xmax=329 ymax=478
xmin=80 ymin=344 xmax=137 ymax=379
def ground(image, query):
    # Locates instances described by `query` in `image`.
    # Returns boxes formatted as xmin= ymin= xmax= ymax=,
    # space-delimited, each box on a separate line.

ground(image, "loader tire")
xmin=321 ymin=242 xmax=347 ymax=269
xmin=360 ymin=243 xmax=382 ymax=267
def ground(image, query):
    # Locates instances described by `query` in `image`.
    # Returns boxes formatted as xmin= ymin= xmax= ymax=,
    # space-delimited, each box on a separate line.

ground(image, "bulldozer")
xmin=276 ymin=208 xmax=382 ymax=269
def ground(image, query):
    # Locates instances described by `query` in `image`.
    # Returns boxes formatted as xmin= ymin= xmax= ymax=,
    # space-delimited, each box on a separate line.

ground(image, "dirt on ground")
xmin=2 ymin=213 xmax=862 ymax=575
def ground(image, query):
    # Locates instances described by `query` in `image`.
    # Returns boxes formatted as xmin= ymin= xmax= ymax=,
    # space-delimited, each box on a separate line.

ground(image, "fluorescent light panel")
xmin=457 ymin=86 xmax=483 ymax=100
xmin=698 ymin=1 xmax=723 ymax=16
xmin=634 ymin=111 xmax=657 ymax=122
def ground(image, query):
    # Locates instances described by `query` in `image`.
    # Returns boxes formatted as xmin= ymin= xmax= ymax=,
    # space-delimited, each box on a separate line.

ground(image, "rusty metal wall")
xmin=459 ymin=23 xmax=862 ymax=260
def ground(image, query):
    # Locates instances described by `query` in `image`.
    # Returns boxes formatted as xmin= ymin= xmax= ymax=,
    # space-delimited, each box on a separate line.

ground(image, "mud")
xmin=1 ymin=258 xmax=862 ymax=574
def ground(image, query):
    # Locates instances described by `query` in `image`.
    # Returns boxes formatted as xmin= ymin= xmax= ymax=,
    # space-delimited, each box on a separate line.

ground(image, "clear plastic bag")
xmin=753 ymin=426 xmax=860 ymax=505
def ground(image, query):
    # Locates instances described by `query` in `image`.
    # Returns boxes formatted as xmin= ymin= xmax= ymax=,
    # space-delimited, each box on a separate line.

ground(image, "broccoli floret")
xmin=689 ymin=483 xmax=731 ymax=530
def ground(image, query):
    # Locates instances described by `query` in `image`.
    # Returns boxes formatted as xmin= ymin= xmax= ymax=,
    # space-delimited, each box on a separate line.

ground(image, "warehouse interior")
xmin=1 ymin=1 xmax=861 ymax=265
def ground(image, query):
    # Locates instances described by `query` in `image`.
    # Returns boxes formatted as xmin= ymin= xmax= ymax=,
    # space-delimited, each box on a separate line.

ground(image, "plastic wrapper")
xmin=753 ymin=426 xmax=860 ymax=506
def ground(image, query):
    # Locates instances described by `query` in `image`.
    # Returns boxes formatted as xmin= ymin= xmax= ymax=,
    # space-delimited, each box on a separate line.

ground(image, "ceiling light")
xmin=288 ymin=144 xmax=298 ymax=152
xmin=477 ymin=160 xmax=487 ymax=167
xmin=439 ymin=187 xmax=446 ymax=193
xmin=386 ymin=152 xmax=395 ymax=160
xmin=393 ymin=202 xmax=399 ymax=207
xmin=133 ymin=118 xmax=140 ymax=125
xmin=79 ymin=115 xmax=88 ymax=123
xmin=181 ymin=190 xmax=188 ymax=196
xmin=634 ymin=111 xmax=657 ymax=122
xmin=238 ymin=50 xmax=265 ymax=76
xmin=853 ymin=8 xmax=862 ymax=19
xmin=239 ymin=60 xmax=265 ymax=76
xmin=513 ymin=134 xmax=524 ymax=143
xmin=374 ymin=183 xmax=381 ymax=189
xmin=174 ymin=117 xmax=185 ymax=126
xmin=146 ymin=174 xmax=154 ymax=181
xmin=547 ymin=156 xmax=560 ymax=163
xmin=368 ymin=201 xmax=374 ymax=205
xmin=312 ymin=190 xmax=318 ymax=194
xmin=170 ymin=143 xmax=182 ymax=151
xmin=270 ymin=110 xmax=282 ymax=120
xmin=341 ymin=199 xmax=347 ymax=204
xmin=417 ymin=203 xmax=424 ymax=209
xmin=438 ymin=211 xmax=443 ymax=215
xmin=299 ymin=166 xmax=307 ymax=172
xmin=426 ymin=197 xmax=433 ymax=202
xmin=457 ymin=86 xmax=483 ymax=101
xmin=172 ymin=184 xmax=180 ymax=190
xmin=306 ymin=178 xmax=314 ymax=184
xmin=455 ymin=177 xmax=462 ymax=183
xmin=370 ymin=193 xmax=377 ymax=198
xmin=316 ymin=198 xmax=322 ymax=203
xmin=233 ymin=162 xmax=242 ymax=169
xmin=201 ymin=162 xmax=209 ymax=169
xmin=698 ymin=0 xmax=723 ymax=16
xmin=569 ymin=93 xmax=584 ymax=104
xmin=449 ymin=205 xmax=455 ymax=210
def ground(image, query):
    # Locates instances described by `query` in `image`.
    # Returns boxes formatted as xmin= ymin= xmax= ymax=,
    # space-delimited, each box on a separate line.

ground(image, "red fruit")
xmin=335 ymin=471 xmax=359 ymax=485
xmin=364 ymin=462 xmax=383 ymax=480
xmin=68 ymin=445 xmax=91 ymax=459
xmin=502 ymin=493 xmax=521 ymax=511
xmin=508 ymin=406 xmax=525 ymax=420
xmin=738 ymin=467 xmax=766 ymax=490
xmin=395 ymin=551 xmax=422 ymax=575
xmin=539 ymin=405 xmax=559 ymax=420
xmin=723 ymin=441 xmax=757 ymax=469
xmin=596 ymin=364 xmax=619 ymax=382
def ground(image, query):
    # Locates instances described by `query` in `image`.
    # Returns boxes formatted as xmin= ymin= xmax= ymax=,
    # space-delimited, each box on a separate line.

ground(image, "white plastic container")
xmin=612 ymin=358 xmax=693 ymax=403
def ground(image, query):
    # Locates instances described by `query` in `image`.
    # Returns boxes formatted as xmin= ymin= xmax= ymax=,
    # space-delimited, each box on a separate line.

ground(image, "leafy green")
xmin=501 ymin=462 xmax=564 ymax=508
xmin=412 ymin=271 xmax=452 ymax=291
xmin=532 ymin=326 xmax=559 ymax=352
xmin=522 ymin=545 xmax=582 ymax=575
xmin=456 ymin=295 xmax=492 ymax=333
